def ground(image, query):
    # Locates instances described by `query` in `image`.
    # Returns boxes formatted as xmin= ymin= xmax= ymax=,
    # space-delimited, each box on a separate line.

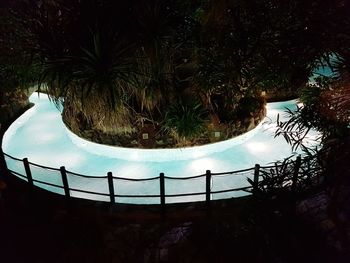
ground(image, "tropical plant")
xmin=163 ymin=101 xmax=207 ymax=143
xmin=131 ymin=0 xmax=199 ymax=116
xmin=42 ymin=30 xmax=136 ymax=105
xmin=274 ymin=55 xmax=350 ymax=152
xmin=247 ymin=150 xmax=326 ymax=200
xmin=248 ymin=156 xmax=296 ymax=198
xmin=4 ymin=0 xmax=349 ymax=148
xmin=28 ymin=0 xmax=144 ymax=136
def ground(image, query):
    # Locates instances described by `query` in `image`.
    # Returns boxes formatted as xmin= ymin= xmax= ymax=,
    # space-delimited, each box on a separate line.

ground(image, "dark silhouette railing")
xmin=2 ymin=151 xmax=324 ymax=210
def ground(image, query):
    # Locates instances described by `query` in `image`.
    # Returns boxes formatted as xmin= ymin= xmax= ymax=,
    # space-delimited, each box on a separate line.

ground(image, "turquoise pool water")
xmin=2 ymin=93 xmax=320 ymax=204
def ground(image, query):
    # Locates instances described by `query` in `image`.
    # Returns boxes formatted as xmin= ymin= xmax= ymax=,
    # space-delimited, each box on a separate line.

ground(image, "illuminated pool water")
xmin=2 ymin=93 xmax=320 ymax=204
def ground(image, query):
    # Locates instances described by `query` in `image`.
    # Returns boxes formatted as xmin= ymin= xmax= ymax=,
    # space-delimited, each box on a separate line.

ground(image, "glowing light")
xmin=130 ymin=151 xmax=140 ymax=161
xmin=191 ymin=150 xmax=206 ymax=159
xmin=187 ymin=158 xmax=230 ymax=174
xmin=189 ymin=158 xmax=215 ymax=174
xmin=246 ymin=142 xmax=267 ymax=153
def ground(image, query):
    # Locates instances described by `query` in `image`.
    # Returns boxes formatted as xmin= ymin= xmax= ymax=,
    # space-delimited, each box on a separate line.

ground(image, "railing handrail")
xmin=2 ymin=150 xmax=325 ymax=208
xmin=112 ymin=175 xmax=160 ymax=181
xmin=3 ymin=150 xmax=324 ymax=181
xmin=3 ymin=152 xmax=22 ymax=162
xmin=66 ymin=170 xmax=108 ymax=179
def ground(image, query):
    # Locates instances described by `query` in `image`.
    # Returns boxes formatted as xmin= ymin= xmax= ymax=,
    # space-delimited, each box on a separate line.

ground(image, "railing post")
xmin=107 ymin=172 xmax=115 ymax=204
xmin=253 ymin=164 xmax=260 ymax=194
xmin=206 ymin=170 xmax=211 ymax=207
xmin=60 ymin=166 xmax=70 ymax=198
xmin=23 ymin=158 xmax=34 ymax=188
xmin=292 ymin=155 xmax=302 ymax=195
xmin=159 ymin=172 xmax=165 ymax=213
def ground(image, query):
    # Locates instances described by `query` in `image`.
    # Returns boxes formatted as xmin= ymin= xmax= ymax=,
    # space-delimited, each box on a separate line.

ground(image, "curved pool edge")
xmin=63 ymin=97 xmax=300 ymax=162
xmin=19 ymin=92 xmax=284 ymax=162
xmin=64 ymin=117 xmax=266 ymax=162
xmin=1 ymin=92 xmax=307 ymax=165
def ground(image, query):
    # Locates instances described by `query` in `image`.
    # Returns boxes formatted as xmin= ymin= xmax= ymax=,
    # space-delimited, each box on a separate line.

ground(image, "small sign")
xmin=214 ymin=131 xmax=221 ymax=138
xmin=142 ymin=133 xmax=149 ymax=140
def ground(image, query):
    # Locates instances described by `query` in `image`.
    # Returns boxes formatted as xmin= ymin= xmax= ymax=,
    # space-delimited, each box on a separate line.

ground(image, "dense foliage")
xmin=275 ymin=53 xmax=350 ymax=152
xmin=1 ymin=0 xmax=349 ymax=147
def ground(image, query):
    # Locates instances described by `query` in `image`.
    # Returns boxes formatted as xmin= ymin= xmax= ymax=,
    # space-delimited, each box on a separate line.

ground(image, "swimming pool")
xmin=2 ymin=93 xmax=320 ymax=204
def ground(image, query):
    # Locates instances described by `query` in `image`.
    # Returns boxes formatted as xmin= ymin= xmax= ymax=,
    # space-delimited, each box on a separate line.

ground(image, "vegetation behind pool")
xmin=1 ymin=0 xmax=347 ymax=148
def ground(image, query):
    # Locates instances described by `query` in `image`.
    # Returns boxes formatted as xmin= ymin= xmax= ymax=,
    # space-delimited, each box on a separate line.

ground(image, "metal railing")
xmin=2 ymin=151 xmax=325 ymax=209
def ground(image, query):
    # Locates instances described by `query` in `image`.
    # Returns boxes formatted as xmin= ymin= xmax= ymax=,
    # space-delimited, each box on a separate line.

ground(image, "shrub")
xmin=163 ymin=101 xmax=207 ymax=142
